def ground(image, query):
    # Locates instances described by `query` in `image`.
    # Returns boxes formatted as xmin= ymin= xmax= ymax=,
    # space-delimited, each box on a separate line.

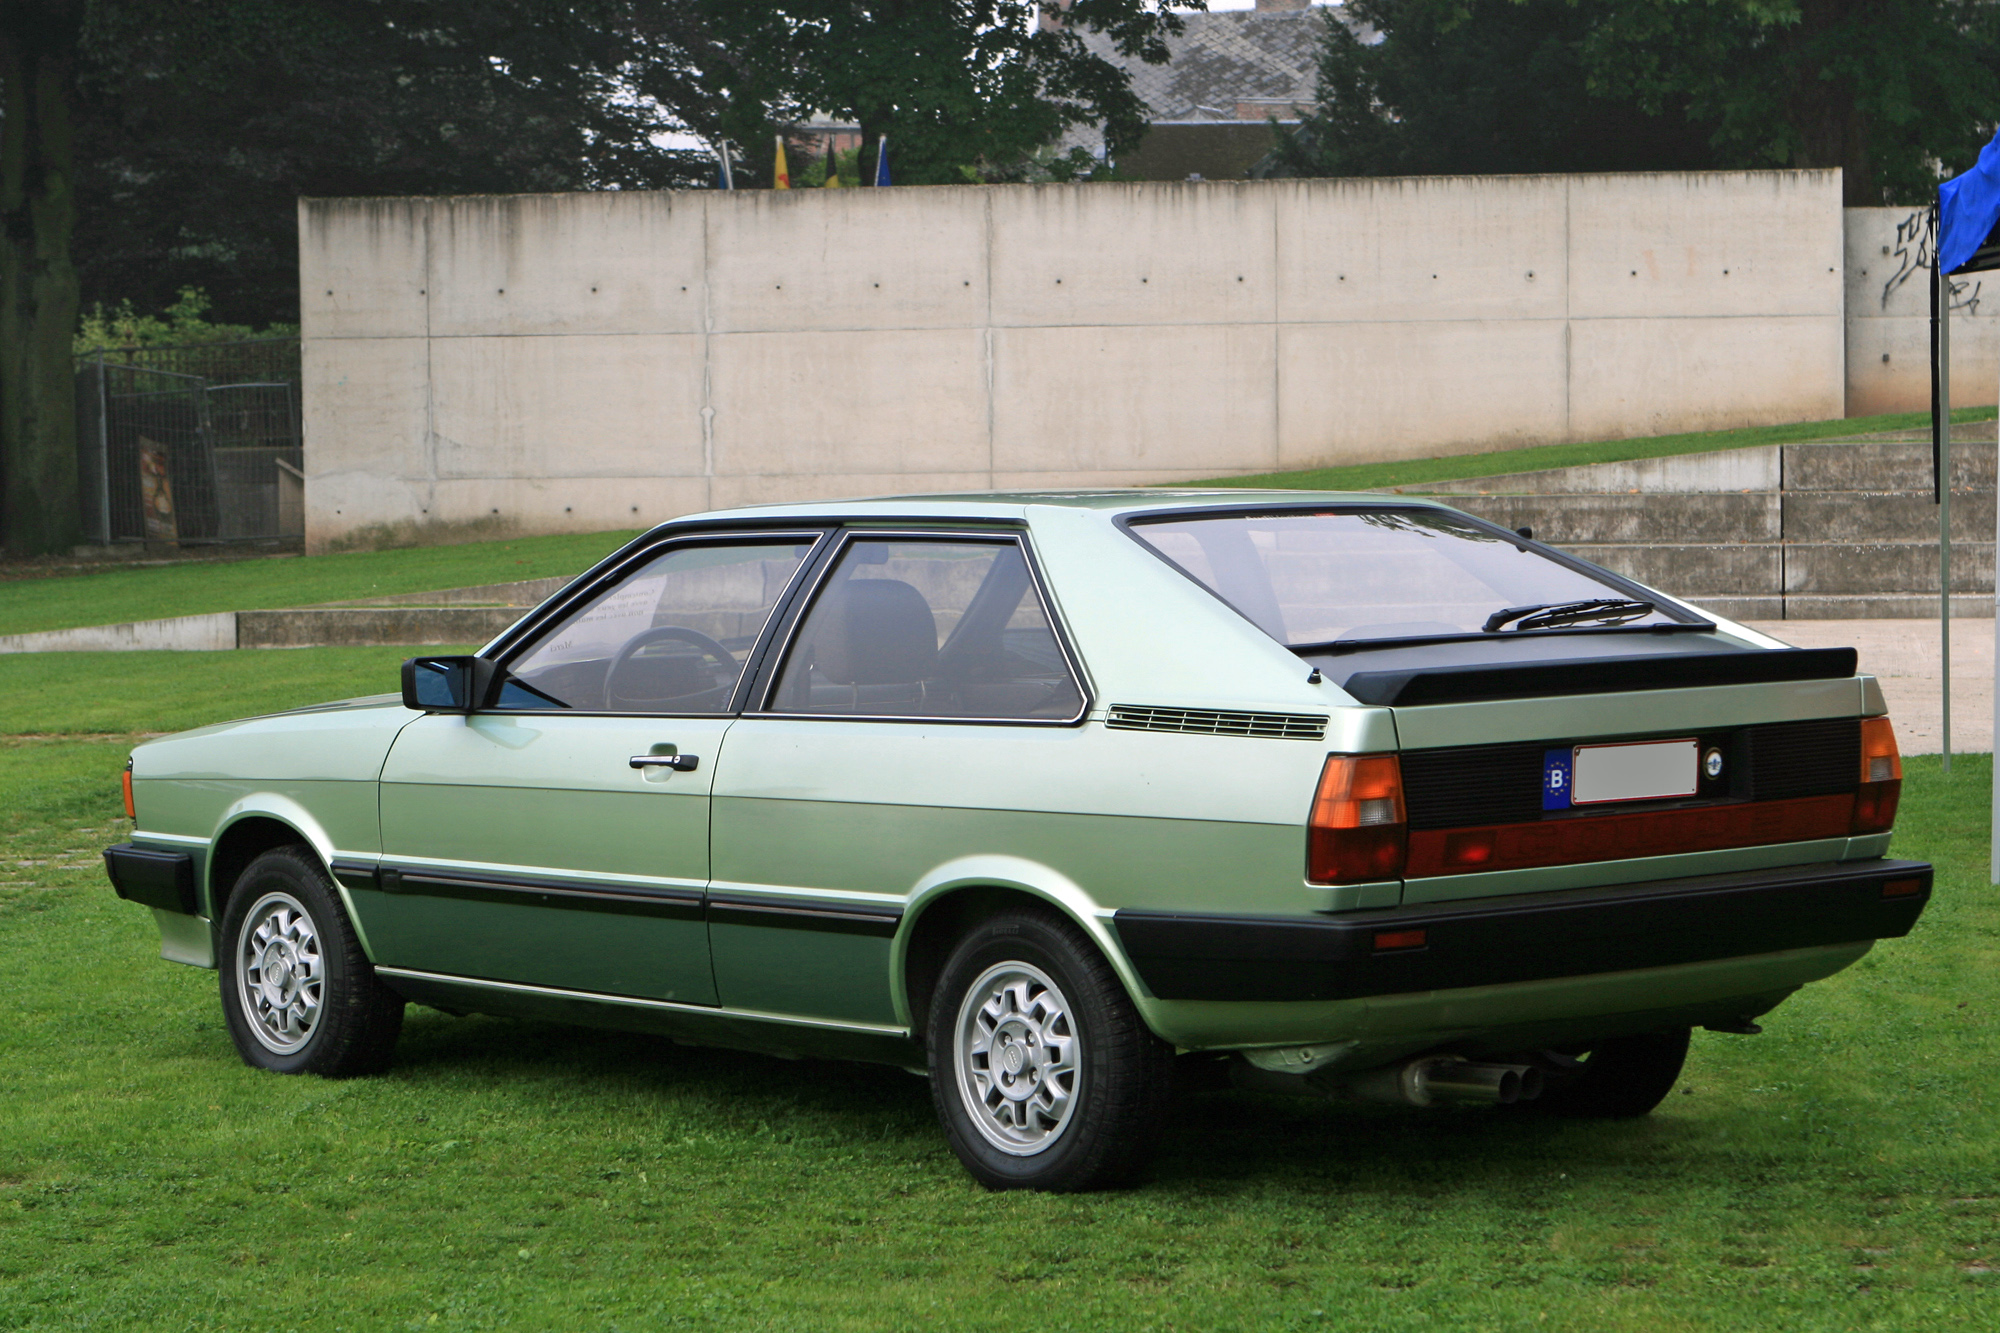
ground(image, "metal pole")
xmin=1939 ymin=261 xmax=1952 ymax=774
xmin=94 ymin=353 xmax=111 ymax=542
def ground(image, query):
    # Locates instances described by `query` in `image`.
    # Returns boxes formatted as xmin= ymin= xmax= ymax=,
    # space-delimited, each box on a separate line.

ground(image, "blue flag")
xmin=1938 ymin=126 xmax=2000 ymax=274
xmin=874 ymin=136 xmax=891 ymax=187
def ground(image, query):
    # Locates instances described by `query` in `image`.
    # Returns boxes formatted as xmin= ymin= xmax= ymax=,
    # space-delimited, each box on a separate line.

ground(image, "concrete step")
xmin=0 ymin=582 xmax=552 ymax=654
xmin=1442 ymin=488 xmax=1991 ymax=546
xmin=1783 ymin=491 xmax=1994 ymax=542
xmin=1782 ymin=542 xmax=1994 ymax=595
xmin=1782 ymin=594 xmax=1993 ymax=618
xmin=1681 ymin=594 xmax=1786 ymax=621
xmin=1567 ymin=540 xmax=1994 ymax=600
xmin=235 ymin=606 xmax=526 ymax=648
xmin=319 ymin=577 xmax=570 ymax=608
xmin=1443 ymin=492 xmax=1780 ymax=544
xmin=1567 ymin=543 xmax=1779 ymax=593
xmin=1783 ymin=439 xmax=1996 ymax=492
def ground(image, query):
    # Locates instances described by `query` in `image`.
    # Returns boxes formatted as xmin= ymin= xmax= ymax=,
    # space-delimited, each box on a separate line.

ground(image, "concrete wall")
xmin=301 ymin=171 xmax=1846 ymax=551
xmin=1846 ymin=206 xmax=2000 ymax=416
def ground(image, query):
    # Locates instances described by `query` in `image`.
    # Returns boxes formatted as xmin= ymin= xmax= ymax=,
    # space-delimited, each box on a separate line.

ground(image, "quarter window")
xmin=771 ymin=538 xmax=1083 ymax=721
xmin=501 ymin=538 xmax=814 ymax=712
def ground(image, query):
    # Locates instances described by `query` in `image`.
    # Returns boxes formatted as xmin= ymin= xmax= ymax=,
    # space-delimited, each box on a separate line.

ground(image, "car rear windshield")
xmin=1128 ymin=508 xmax=1687 ymax=648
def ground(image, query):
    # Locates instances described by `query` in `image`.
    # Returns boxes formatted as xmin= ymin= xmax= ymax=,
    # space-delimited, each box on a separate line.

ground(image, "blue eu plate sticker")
xmin=1543 ymin=748 xmax=1573 ymax=810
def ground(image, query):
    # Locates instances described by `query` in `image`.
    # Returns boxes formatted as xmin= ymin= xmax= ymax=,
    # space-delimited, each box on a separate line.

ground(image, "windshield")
xmin=1129 ymin=509 xmax=1688 ymax=648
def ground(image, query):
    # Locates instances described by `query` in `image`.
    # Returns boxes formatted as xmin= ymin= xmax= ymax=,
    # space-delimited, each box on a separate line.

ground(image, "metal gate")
xmin=75 ymin=339 xmax=303 ymax=547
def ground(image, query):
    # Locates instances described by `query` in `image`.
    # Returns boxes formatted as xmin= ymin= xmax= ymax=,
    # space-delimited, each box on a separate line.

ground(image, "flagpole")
xmin=1938 ymin=258 xmax=1952 ymax=775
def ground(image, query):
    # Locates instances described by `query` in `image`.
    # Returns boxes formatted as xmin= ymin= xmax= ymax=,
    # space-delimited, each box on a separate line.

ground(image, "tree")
xmin=1 ymin=0 xmax=85 ymax=558
xmin=625 ymin=2 xmax=1206 ymax=189
xmin=5 ymin=1 xmax=1197 ymax=555
xmin=2 ymin=0 xmax=702 ymax=556
xmin=1265 ymin=0 xmax=2000 ymax=205
xmin=1259 ymin=0 xmax=1721 ymax=180
xmin=1579 ymin=0 xmax=2000 ymax=205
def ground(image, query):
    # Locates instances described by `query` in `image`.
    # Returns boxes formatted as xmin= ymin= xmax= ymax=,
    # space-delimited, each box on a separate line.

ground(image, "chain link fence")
xmin=75 ymin=339 xmax=303 ymax=547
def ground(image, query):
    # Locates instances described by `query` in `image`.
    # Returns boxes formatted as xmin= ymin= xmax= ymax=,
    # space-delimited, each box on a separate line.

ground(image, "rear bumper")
xmin=1114 ymin=858 xmax=1931 ymax=1003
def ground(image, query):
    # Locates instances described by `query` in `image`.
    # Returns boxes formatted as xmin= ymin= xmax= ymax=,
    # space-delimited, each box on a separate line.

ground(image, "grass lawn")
xmin=1187 ymin=406 xmax=2000 ymax=494
xmin=2 ymin=654 xmax=1997 ymax=1329
xmin=0 ymin=529 xmax=639 ymax=640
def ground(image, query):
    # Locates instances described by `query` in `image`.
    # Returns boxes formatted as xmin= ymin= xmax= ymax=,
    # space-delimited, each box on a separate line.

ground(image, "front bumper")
xmin=1114 ymin=858 xmax=1932 ymax=1004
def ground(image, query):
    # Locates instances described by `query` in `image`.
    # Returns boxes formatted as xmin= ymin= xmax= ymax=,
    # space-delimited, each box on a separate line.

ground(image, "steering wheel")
xmin=603 ymin=626 xmax=737 ymax=711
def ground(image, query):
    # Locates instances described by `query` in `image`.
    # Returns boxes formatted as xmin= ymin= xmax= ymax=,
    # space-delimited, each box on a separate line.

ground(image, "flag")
xmin=823 ymin=138 xmax=842 ymax=188
xmin=1938 ymin=125 xmax=2000 ymax=276
xmin=773 ymin=136 xmax=791 ymax=190
xmin=874 ymin=135 xmax=891 ymax=187
xmin=714 ymin=141 xmax=734 ymax=190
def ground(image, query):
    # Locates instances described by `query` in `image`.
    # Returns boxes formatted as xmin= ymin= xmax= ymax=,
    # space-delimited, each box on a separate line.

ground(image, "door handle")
xmin=630 ymin=753 xmax=699 ymax=772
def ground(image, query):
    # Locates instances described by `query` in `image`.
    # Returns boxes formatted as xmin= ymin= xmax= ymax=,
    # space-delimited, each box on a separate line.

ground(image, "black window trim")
xmin=1113 ymin=500 xmax=1713 ymax=652
xmin=748 ymin=525 xmax=1093 ymax=728
xmin=475 ymin=525 xmax=835 ymax=719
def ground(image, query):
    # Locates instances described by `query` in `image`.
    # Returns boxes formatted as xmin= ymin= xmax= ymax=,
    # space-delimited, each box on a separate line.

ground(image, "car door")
xmin=366 ymin=531 xmax=823 ymax=1004
xmin=708 ymin=531 xmax=1089 ymax=1025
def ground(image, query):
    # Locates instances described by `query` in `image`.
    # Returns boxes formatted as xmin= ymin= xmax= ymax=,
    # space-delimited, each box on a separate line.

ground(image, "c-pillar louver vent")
xmin=1105 ymin=705 xmax=1327 ymax=741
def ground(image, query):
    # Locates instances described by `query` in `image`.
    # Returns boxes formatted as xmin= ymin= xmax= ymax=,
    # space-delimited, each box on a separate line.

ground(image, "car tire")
xmin=218 ymin=846 xmax=404 ymax=1077
xmin=926 ymin=908 xmax=1172 ymax=1192
xmin=1533 ymin=1028 xmax=1691 ymax=1119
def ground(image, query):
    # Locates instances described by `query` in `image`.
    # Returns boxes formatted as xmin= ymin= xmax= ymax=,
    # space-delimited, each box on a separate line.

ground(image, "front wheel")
xmin=219 ymin=846 xmax=404 ymax=1077
xmin=926 ymin=909 xmax=1172 ymax=1191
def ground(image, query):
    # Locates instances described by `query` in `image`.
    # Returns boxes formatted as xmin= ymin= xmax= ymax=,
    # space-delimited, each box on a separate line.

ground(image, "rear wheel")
xmin=1533 ymin=1028 xmax=1690 ymax=1118
xmin=219 ymin=846 xmax=404 ymax=1077
xmin=926 ymin=909 xmax=1172 ymax=1191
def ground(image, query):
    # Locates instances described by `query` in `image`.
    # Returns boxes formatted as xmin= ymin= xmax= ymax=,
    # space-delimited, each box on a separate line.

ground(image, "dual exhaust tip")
xmin=1233 ymin=1052 xmax=1545 ymax=1107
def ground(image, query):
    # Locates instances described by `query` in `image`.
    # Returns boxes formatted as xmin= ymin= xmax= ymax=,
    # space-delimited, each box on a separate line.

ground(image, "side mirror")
xmin=401 ymin=656 xmax=499 ymax=713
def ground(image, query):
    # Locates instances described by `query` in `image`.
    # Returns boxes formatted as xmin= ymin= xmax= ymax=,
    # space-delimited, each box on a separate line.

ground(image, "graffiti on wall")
xmin=1881 ymin=208 xmax=1982 ymax=315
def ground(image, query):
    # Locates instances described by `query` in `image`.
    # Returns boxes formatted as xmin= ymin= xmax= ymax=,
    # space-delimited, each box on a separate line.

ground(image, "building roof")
xmin=1080 ymin=5 xmax=1332 ymax=127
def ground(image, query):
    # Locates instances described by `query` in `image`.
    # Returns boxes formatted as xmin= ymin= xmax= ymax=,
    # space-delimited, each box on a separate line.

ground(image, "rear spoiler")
xmin=1339 ymin=647 xmax=1859 ymax=707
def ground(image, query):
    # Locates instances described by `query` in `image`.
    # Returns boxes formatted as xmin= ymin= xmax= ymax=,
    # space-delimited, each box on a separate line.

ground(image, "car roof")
xmin=675 ymin=488 xmax=1420 ymax=526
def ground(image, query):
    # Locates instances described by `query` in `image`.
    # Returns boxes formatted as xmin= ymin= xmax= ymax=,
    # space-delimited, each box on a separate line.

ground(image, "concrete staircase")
xmin=1395 ymin=424 xmax=1998 ymax=620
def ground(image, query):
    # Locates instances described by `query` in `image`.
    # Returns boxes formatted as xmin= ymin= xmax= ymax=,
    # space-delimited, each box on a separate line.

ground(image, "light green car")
xmin=105 ymin=492 xmax=1930 ymax=1190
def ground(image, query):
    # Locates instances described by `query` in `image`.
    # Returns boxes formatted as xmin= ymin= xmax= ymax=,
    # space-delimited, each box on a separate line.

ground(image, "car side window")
xmin=500 ymin=538 xmax=814 ymax=713
xmin=770 ymin=537 xmax=1084 ymax=721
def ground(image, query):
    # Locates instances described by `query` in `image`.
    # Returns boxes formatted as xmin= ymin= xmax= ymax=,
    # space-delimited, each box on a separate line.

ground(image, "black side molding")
xmin=104 ymin=844 xmax=198 ymax=916
xmin=345 ymin=862 xmax=704 ymax=921
xmin=707 ymin=894 xmax=903 ymax=939
xmin=1340 ymin=646 xmax=1859 ymax=706
xmin=1115 ymin=858 xmax=1931 ymax=1003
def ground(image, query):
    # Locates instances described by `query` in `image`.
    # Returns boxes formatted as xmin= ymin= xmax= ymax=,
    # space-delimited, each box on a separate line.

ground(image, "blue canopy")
xmin=1939 ymin=125 xmax=2000 ymax=275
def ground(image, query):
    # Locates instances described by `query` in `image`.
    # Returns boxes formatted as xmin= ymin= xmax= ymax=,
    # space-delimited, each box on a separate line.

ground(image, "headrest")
xmin=814 ymin=579 xmax=937 ymax=686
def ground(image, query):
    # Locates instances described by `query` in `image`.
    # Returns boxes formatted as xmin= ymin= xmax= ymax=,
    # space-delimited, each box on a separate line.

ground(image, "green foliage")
xmin=635 ymin=1 xmax=1205 ymax=190
xmin=71 ymin=1 xmax=711 ymax=328
xmin=71 ymin=286 xmax=296 ymax=355
xmin=2 ymin=724 xmax=1996 ymax=1326
xmin=66 ymin=2 xmax=1206 ymax=323
xmin=1267 ymin=0 xmax=2000 ymax=205
xmin=1260 ymin=0 xmax=1720 ymax=180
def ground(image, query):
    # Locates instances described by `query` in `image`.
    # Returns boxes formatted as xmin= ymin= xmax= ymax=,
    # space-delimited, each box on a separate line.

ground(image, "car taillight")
xmin=122 ymin=760 xmax=136 ymax=821
xmin=1309 ymin=753 xmax=1407 ymax=883
xmin=1852 ymin=716 xmax=1902 ymax=835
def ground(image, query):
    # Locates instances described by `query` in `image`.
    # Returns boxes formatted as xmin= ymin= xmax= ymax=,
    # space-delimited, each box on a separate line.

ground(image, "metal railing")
xmin=75 ymin=339 xmax=303 ymax=546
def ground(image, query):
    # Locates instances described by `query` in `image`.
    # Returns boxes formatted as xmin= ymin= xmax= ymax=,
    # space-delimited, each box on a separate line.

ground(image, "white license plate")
xmin=1571 ymin=738 xmax=1698 ymax=805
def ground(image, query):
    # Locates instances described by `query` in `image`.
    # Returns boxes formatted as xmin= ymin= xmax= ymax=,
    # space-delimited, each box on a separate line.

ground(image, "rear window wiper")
xmin=1483 ymin=598 xmax=1656 ymax=633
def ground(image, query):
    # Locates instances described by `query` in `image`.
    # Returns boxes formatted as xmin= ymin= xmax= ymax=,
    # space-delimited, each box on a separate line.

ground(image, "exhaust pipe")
xmin=1335 ymin=1055 xmax=1544 ymax=1108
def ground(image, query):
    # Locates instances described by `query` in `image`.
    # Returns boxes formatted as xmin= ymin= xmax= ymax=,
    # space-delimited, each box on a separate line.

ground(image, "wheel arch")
xmin=890 ymin=856 xmax=1150 ymax=1040
xmin=206 ymin=798 xmax=337 ymax=925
